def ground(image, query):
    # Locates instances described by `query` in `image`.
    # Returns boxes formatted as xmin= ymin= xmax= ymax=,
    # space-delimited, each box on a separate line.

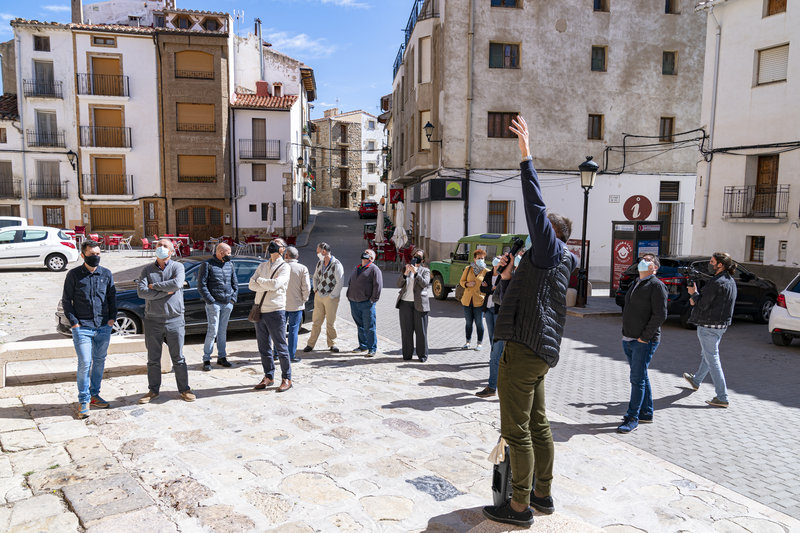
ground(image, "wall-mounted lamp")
xmin=296 ymin=156 xmax=304 ymax=168
xmin=66 ymin=150 xmax=77 ymax=170
xmin=423 ymin=122 xmax=443 ymax=144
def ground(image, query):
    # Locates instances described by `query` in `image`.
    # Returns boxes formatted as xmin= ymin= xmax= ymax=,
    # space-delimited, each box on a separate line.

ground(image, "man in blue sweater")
xmin=485 ymin=116 xmax=577 ymax=527
xmin=198 ymin=242 xmax=238 ymax=371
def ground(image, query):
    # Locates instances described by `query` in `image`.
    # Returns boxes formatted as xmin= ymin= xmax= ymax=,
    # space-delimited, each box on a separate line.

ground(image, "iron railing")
xmin=177 ymin=123 xmax=215 ymax=132
xmin=394 ymin=0 xmax=438 ymax=80
xmin=175 ymin=69 xmax=214 ymax=80
xmin=0 ymin=179 xmax=22 ymax=199
xmin=22 ymin=80 xmax=63 ymax=98
xmin=177 ymin=175 xmax=217 ymax=183
xmin=77 ymin=74 xmax=130 ymax=97
xmin=29 ymin=181 xmax=68 ymax=199
xmin=80 ymin=126 xmax=132 ymax=148
xmin=723 ymin=185 xmax=789 ymax=218
xmin=239 ymin=139 xmax=280 ymax=160
xmin=26 ymin=130 xmax=66 ymax=148
xmin=82 ymin=174 xmax=135 ymax=195
xmin=393 ymin=43 xmax=406 ymax=80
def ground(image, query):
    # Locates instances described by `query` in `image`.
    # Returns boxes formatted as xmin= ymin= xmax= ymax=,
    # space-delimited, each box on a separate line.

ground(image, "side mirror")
xmin=741 ymin=272 xmax=754 ymax=282
xmin=450 ymin=252 xmax=454 ymax=258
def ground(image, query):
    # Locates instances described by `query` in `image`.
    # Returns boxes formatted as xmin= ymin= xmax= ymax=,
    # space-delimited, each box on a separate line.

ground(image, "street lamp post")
xmin=576 ymin=156 xmax=599 ymax=308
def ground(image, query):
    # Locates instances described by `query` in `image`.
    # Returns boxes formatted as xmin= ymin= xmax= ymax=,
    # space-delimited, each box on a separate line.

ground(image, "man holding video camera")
xmin=483 ymin=116 xmax=577 ymax=527
xmin=395 ymin=248 xmax=431 ymax=362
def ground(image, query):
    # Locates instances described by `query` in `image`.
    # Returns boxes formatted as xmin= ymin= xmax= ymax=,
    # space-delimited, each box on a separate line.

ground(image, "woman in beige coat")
xmin=459 ymin=249 xmax=490 ymax=350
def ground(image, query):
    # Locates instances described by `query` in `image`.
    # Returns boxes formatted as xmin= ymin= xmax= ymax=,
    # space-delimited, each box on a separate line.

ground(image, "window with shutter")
xmin=659 ymin=181 xmax=680 ymax=202
xmin=662 ymin=51 xmax=677 ymax=75
xmin=659 ymin=117 xmax=674 ymax=142
xmin=34 ymin=36 xmax=50 ymax=52
xmin=489 ymin=43 xmax=520 ymax=69
xmin=766 ymin=0 xmax=786 ymax=16
xmin=591 ymin=46 xmax=607 ymax=71
xmin=178 ymin=155 xmax=216 ymax=182
xmin=252 ymin=163 xmax=266 ymax=182
xmin=593 ymin=0 xmax=609 ymax=12
xmin=588 ymin=114 xmax=604 ymax=140
xmin=175 ymin=51 xmax=214 ymax=79
xmin=176 ymin=103 xmax=215 ymax=132
xmin=90 ymin=207 xmax=134 ymax=230
xmin=488 ymin=112 xmax=518 ymax=138
xmin=757 ymin=44 xmax=789 ymax=85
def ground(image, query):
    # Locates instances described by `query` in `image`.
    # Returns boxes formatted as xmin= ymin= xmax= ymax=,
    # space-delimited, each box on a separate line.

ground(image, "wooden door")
xmin=144 ymin=201 xmax=159 ymax=237
xmin=754 ymin=155 xmax=779 ymax=215
xmin=42 ymin=206 xmax=64 ymax=227
xmin=176 ymin=206 xmax=223 ymax=241
xmin=339 ymin=191 xmax=349 ymax=209
xmin=252 ymin=118 xmax=266 ymax=158
xmin=94 ymin=158 xmax=124 ymax=195
xmin=90 ymin=57 xmax=121 ymax=96
xmin=93 ymin=108 xmax=124 ymax=146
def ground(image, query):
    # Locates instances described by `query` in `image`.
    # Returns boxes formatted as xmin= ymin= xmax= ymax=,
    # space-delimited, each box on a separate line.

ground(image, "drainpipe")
xmin=14 ymin=31 xmax=30 ymax=222
xmin=701 ymin=6 xmax=721 ymax=228
xmin=231 ymin=108 xmax=239 ymax=241
xmin=463 ymin=0 xmax=475 ymax=236
xmin=255 ymin=18 xmax=264 ymax=82
xmin=155 ymin=33 xmax=170 ymax=234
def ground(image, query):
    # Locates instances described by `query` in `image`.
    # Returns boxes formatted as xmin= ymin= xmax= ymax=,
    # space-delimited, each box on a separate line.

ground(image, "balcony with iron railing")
xmin=82 ymin=174 xmax=135 ymax=196
xmin=177 ymin=122 xmax=216 ymax=132
xmin=0 ymin=179 xmax=22 ymax=199
xmin=239 ymin=139 xmax=281 ymax=160
xmin=29 ymin=181 xmax=68 ymax=199
xmin=26 ymin=130 xmax=66 ymax=148
xmin=77 ymin=74 xmax=130 ymax=97
xmin=394 ymin=0 xmax=439 ymax=79
xmin=80 ymin=126 xmax=132 ymax=148
xmin=175 ymin=69 xmax=215 ymax=80
xmin=723 ymin=185 xmax=789 ymax=219
xmin=23 ymin=79 xmax=63 ymax=98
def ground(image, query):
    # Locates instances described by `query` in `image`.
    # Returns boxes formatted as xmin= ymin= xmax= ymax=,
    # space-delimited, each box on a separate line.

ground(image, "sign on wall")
xmin=623 ymin=195 xmax=653 ymax=221
xmin=611 ymin=239 xmax=634 ymax=290
xmin=390 ymin=188 xmax=404 ymax=204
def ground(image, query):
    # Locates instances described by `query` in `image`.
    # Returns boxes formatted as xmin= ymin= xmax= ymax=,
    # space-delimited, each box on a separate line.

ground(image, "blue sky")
xmin=0 ymin=0 xmax=412 ymax=118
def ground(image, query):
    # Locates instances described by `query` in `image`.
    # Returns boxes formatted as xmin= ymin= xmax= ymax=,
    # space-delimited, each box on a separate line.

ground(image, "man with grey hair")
xmin=198 ymin=242 xmax=238 ymax=371
xmin=303 ymin=242 xmax=344 ymax=353
xmin=346 ymin=247 xmax=382 ymax=357
xmin=136 ymin=239 xmax=195 ymax=404
xmin=283 ymin=246 xmax=310 ymax=363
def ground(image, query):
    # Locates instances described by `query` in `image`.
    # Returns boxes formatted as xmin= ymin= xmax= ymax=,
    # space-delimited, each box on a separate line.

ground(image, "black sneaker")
xmin=353 ymin=347 xmax=368 ymax=353
xmin=303 ymin=346 xmax=313 ymax=353
xmin=217 ymin=357 xmax=232 ymax=368
xmin=482 ymin=502 xmax=534 ymax=527
xmin=330 ymin=345 xmax=340 ymax=353
xmin=530 ymin=493 xmax=555 ymax=514
xmin=475 ymin=387 xmax=496 ymax=398
xmin=290 ymin=357 xmax=302 ymax=363
xmin=202 ymin=362 xmax=212 ymax=372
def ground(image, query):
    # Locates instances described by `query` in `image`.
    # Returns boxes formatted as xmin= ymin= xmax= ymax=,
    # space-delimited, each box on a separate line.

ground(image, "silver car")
xmin=0 ymin=225 xmax=80 ymax=271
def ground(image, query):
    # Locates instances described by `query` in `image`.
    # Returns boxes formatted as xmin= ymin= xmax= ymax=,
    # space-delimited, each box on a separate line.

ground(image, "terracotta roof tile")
xmin=0 ymin=94 xmax=19 ymax=121
xmin=232 ymin=94 xmax=298 ymax=110
xmin=12 ymin=18 xmax=227 ymax=36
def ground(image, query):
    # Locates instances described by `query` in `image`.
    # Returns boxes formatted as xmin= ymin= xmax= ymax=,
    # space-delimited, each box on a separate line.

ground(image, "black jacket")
xmin=622 ymin=275 xmax=668 ymax=342
xmin=198 ymin=257 xmax=238 ymax=305
xmin=689 ymin=271 xmax=737 ymax=327
xmin=62 ymin=264 xmax=117 ymax=328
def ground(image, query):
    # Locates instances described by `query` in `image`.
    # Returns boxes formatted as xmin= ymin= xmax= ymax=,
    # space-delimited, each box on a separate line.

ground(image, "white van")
xmin=0 ymin=216 xmax=28 ymax=229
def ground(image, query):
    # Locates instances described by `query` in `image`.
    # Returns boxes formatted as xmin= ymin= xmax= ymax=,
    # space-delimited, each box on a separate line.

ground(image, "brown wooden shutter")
xmin=758 ymin=45 xmax=789 ymax=84
xmin=177 ymin=103 xmax=214 ymax=125
xmin=178 ymin=155 xmax=216 ymax=179
xmin=175 ymin=51 xmax=214 ymax=73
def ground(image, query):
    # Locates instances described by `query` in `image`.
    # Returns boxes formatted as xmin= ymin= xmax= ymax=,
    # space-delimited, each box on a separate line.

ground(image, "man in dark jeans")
xmin=198 ymin=242 xmax=238 ymax=371
xmin=346 ymin=248 xmax=382 ymax=357
xmin=136 ymin=239 xmax=195 ymax=404
xmin=617 ymin=253 xmax=668 ymax=433
xmin=62 ymin=240 xmax=116 ymax=419
xmin=683 ymin=252 xmax=738 ymax=408
xmin=484 ymin=116 xmax=577 ymax=527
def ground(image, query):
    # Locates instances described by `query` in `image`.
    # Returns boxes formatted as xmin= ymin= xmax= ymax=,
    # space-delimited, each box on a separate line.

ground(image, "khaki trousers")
xmin=307 ymin=294 xmax=339 ymax=348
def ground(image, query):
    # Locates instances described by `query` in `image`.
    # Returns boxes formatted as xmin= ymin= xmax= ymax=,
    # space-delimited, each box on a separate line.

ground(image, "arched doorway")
xmin=176 ymin=206 xmax=223 ymax=240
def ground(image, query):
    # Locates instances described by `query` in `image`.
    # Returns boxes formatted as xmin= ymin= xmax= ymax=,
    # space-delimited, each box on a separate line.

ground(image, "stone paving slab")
xmin=62 ymin=473 xmax=154 ymax=527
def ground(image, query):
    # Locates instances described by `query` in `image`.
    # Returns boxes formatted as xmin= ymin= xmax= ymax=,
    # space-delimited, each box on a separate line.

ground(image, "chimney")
xmin=324 ymin=108 xmax=339 ymax=118
xmin=165 ymin=0 xmax=176 ymax=9
xmin=71 ymin=0 xmax=83 ymax=23
xmin=255 ymin=81 xmax=270 ymax=97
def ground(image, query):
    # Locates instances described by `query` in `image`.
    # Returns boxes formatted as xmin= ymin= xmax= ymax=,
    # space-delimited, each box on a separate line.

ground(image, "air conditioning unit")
xmin=237 ymin=186 xmax=246 ymax=198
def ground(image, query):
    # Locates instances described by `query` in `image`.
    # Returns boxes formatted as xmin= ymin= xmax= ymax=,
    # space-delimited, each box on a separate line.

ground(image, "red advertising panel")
xmin=390 ymin=188 xmax=404 ymax=204
xmin=611 ymin=239 xmax=634 ymax=290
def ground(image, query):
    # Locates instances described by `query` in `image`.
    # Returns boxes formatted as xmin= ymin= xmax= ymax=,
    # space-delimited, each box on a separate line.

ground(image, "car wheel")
xmin=432 ymin=273 xmax=449 ymax=300
xmin=45 ymin=253 xmax=67 ymax=272
xmin=679 ymin=307 xmax=696 ymax=330
xmin=771 ymin=331 xmax=792 ymax=346
xmin=753 ymin=297 xmax=775 ymax=324
xmin=113 ymin=311 xmax=141 ymax=336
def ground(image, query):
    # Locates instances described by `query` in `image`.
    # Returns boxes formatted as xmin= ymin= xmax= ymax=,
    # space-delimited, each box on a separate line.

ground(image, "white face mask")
xmin=155 ymin=246 xmax=170 ymax=260
xmin=317 ymin=253 xmax=325 ymax=262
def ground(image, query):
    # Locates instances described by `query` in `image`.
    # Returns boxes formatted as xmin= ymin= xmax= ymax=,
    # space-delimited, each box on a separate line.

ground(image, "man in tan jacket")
xmin=249 ymin=238 xmax=292 ymax=392
xmin=283 ymin=246 xmax=310 ymax=363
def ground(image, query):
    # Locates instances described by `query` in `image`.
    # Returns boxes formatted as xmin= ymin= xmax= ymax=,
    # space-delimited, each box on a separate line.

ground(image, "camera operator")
xmin=483 ymin=116 xmax=577 ymax=527
xmin=683 ymin=252 xmax=737 ymax=408
xmin=395 ymin=248 xmax=431 ymax=362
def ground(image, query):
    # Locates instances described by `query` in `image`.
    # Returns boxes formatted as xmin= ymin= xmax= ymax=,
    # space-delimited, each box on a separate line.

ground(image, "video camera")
xmin=494 ymin=237 xmax=526 ymax=285
xmin=677 ymin=265 xmax=704 ymax=286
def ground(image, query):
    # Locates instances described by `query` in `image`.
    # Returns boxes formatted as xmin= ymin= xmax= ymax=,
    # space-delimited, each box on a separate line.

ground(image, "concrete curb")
xmin=296 ymin=215 xmax=317 ymax=248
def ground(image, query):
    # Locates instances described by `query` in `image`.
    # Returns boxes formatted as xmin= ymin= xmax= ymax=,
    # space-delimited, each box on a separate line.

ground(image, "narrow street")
xmin=303 ymin=206 xmax=800 ymax=520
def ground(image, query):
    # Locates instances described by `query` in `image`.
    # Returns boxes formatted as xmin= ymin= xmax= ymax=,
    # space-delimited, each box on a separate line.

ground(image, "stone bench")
xmin=0 ymin=335 xmax=173 ymax=388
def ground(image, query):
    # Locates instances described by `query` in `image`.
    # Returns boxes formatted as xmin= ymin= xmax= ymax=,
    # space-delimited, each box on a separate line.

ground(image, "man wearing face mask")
xmin=395 ymin=248 xmax=431 ymax=362
xmin=62 ymin=240 xmax=117 ymax=419
xmin=198 ymin=242 xmax=238 ymax=371
xmin=137 ymin=239 xmax=195 ymax=404
xmin=303 ymin=242 xmax=344 ymax=353
xmin=346 ymin=248 xmax=383 ymax=357
xmin=249 ymin=238 xmax=292 ymax=392
xmin=683 ymin=252 xmax=738 ymax=408
xmin=617 ymin=253 xmax=668 ymax=434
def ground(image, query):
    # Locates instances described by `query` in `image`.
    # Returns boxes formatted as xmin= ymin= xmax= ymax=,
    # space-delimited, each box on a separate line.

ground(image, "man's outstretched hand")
xmin=509 ymin=115 xmax=530 ymax=160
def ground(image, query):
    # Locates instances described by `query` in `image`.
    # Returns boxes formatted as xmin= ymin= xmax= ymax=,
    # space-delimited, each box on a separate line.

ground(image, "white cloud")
xmin=43 ymin=5 xmax=71 ymax=12
xmin=265 ymin=31 xmax=336 ymax=58
xmin=319 ymin=0 xmax=369 ymax=7
xmin=0 ymin=13 xmax=16 ymax=20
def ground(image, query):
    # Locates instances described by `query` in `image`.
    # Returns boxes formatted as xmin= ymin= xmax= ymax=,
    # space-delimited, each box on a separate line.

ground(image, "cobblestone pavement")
xmin=2 ymin=319 xmax=798 ymax=532
xmin=301 ymin=206 xmax=800 ymax=520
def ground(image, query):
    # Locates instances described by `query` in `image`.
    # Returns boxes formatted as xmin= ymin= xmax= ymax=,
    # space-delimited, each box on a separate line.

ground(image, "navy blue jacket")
xmin=521 ymin=159 xmax=574 ymax=270
xmin=198 ymin=257 xmax=238 ymax=305
xmin=61 ymin=264 xmax=117 ymax=328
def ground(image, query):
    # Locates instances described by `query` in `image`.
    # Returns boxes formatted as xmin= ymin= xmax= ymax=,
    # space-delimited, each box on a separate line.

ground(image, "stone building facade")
xmin=310 ymin=109 xmax=364 ymax=210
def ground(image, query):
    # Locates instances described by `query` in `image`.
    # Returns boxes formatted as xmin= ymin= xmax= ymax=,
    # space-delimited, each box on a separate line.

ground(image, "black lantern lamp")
xmin=576 ymin=156 xmax=599 ymax=307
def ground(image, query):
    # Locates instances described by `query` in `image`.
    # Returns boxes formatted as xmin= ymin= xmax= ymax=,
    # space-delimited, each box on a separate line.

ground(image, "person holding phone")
xmin=395 ymin=248 xmax=431 ymax=362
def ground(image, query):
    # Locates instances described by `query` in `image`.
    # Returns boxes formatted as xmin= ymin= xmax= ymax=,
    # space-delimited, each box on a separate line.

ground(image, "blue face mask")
xmin=514 ymin=255 xmax=522 ymax=268
xmin=637 ymin=259 xmax=650 ymax=272
xmin=155 ymin=246 xmax=170 ymax=260
xmin=525 ymin=236 xmax=531 ymax=250
xmin=492 ymin=257 xmax=501 ymax=268
xmin=476 ymin=259 xmax=486 ymax=270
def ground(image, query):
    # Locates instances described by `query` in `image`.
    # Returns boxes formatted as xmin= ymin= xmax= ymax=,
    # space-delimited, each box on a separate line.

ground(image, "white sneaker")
xmin=475 ymin=343 xmax=483 ymax=350
xmin=461 ymin=342 xmax=471 ymax=350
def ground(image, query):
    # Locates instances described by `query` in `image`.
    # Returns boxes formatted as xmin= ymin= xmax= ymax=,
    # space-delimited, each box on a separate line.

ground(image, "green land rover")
xmin=429 ymin=233 xmax=528 ymax=300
